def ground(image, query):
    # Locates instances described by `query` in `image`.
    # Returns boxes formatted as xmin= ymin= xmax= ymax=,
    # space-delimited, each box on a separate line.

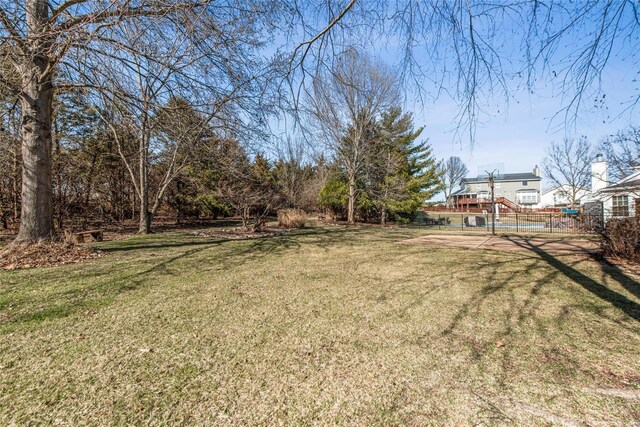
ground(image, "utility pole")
xmin=485 ymin=169 xmax=496 ymax=235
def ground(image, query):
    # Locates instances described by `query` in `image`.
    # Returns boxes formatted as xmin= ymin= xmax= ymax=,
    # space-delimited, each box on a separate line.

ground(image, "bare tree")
xmin=543 ymin=137 xmax=593 ymax=207
xmin=600 ymin=125 xmax=640 ymax=181
xmin=0 ymin=1 xmax=218 ymax=242
xmin=286 ymin=1 xmax=511 ymax=141
xmin=309 ymin=51 xmax=399 ymax=224
xmin=521 ymin=1 xmax=640 ymax=124
xmin=438 ymin=157 xmax=469 ymax=206
xmin=75 ymin=3 xmax=284 ymax=234
xmin=4 ymin=0 xmax=636 ymax=243
xmin=0 ymin=0 xmax=339 ymax=243
xmin=88 ymin=17 xmax=228 ymax=234
xmin=96 ymin=92 xmax=216 ymax=233
xmin=273 ymin=137 xmax=313 ymax=209
xmin=288 ymin=1 xmax=640 ymax=137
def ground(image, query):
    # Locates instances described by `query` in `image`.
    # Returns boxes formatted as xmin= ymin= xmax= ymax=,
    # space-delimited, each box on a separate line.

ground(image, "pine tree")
xmin=368 ymin=108 xmax=442 ymax=225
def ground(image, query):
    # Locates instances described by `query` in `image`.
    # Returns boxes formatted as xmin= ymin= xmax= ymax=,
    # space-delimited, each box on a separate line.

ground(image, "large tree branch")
xmin=54 ymin=1 xmax=209 ymax=32
xmin=51 ymin=0 xmax=90 ymax=19
xmin=288 ymin=0 xmax=357 ymax=73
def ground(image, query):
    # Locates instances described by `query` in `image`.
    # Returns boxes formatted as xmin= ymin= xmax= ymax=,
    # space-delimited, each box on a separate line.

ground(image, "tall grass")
xmin=277 ymin=209 xmax=306 ymax=228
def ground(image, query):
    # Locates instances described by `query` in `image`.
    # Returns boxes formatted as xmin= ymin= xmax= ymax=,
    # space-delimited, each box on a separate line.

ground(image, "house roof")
xmin=462 ymin=172 xmax=541 ymax=184
xmin=450 ymin=188 xmax=474 ymax=196
xmin=599 ymin=178 xmax=640 ymax=193
xmin=613 ymin=169 xmax=640 ymax=185
xmin=598 ymin=169 xmax=640 ymax=193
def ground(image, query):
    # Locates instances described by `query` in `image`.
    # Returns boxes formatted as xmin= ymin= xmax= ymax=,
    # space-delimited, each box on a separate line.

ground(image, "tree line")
xmin=3 ymin=1 xmax=640 ymax=244
xmin=0 ymin=52 xmax=443 ymax=232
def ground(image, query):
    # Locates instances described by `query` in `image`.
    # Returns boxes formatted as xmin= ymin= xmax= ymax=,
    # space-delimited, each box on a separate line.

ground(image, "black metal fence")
xmin=410 ymin=211 xmax=607 ymax=234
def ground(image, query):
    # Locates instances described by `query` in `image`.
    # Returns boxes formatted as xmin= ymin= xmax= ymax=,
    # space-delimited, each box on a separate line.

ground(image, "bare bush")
xmin=600 ymin=218 xmax=640 ymax=263
xmin=278 ymin=209 xmax=306 ymax=229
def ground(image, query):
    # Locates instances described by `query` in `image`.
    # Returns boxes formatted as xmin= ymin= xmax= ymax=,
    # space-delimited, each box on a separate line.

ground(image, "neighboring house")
xmin=540 ymin=185 xmax=591 ymax=208
xmin=587 ymin=155 xmax=640 ymax=217
xmin=449 ymin=166 xmax=542 ymax=210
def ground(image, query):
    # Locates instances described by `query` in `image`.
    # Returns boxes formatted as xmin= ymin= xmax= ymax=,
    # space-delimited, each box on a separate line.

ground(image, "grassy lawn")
xmin=1 ymin=226 xmax=639 ymax=425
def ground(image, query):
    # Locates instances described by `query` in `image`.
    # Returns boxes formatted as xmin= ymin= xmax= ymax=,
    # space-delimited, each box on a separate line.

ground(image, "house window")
xmin=517 ymin=191 xmax=538 ymax=204
xmin=522 ymin=181 xmax=528 ymax=186
xmin=612 ymin=195 xmax=629 ymax=216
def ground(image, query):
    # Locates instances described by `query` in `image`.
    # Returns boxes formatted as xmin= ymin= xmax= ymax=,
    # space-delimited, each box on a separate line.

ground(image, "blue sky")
xmin=397 ymin=32 xmax=639 ymax=200
xmin=269 ymin=3 xmax=639 ymax=200
xmin=417 ymin=63 xmax=637 ymax=199
xmin=364 ymin=2 xmax=640 ymax=199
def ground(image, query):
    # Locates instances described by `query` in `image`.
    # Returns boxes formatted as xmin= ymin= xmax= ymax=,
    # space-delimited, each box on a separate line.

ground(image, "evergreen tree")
xmin=317 ymin=176 xmax=349 ymax=220
xmin=368 ymin=108 xmax=442 ymax=224
xmin=318 ymin=107 xmax=442 ymax=224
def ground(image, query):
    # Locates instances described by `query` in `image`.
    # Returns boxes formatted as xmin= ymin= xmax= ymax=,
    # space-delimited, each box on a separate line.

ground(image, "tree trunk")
xmin=138 ymin=185 xmax=152 ymax=233
xmin=138 ymin=133 xmax=152 ymax=233
xmin=381 ymin=205 xmax=387 ymax=227
xmin=242 ymin=207 xmax=250 ymax=230
xmin=14 ymin=0 xmax=55 ymax=244
xmin=347 ymin=175 xmax=356 ymax=224
xmin=54 ymin=120 xmax=64 ymax=230
xmin=15 ymin=77 xmax=55 ymax=243
xmin=12 ymin=145 xmax=19 ymax=221
xmin=139 ymin=209 xmax=152 ymax=234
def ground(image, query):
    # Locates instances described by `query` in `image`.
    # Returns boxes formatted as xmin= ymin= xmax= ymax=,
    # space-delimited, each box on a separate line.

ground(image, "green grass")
xmin=1 ymin=225 xmax=639 ymax=425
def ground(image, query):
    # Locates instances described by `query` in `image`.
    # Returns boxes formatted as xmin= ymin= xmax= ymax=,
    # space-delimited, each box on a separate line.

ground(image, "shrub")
xmin=600 ymin=217 xmax=640 ymax=262
xmin=194 ymin=194 xmax=229 ymax=219
xmin=317 ymin=178 xmax=349 ymax=214
xmin=278 ymin=209 xmax=306 ymax=229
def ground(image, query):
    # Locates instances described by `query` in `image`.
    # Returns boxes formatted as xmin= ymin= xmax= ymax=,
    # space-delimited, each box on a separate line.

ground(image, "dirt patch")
xmin=401 ymin=234 xmax=599 ymax=254
xmin=0 ymin=243 xmax=104 ymax=270
xmin=509 ymin=400 xmax=588 ymax=427
xmin=583 ymin=388 xmax=640 ymax=399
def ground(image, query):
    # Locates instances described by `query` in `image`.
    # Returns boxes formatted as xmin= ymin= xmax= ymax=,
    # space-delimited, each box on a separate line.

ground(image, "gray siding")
xmin=463 ymin=179 xmax=541 ymax=205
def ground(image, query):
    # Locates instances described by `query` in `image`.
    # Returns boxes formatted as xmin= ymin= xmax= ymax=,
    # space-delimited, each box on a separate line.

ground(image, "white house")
xmin=540 ymin=184 xmax=591 ymax=208
xmin=587 ymin=154 xmax=640 ymax=217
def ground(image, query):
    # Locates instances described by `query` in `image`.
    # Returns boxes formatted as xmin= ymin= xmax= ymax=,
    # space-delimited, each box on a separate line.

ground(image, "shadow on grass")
xmin=0 ymin=226 xmax=368 ymax=329
xmin=597 ymin=257 xmax=640 ymax=301
xmin=97 ymin=236 xmax=227 ymax=253
xmin=436 ymin=238 xmax=640 ymax=395
xmin=443 ymin=235 xmax=640 ymax=335
xmin=503 ymin=236 xmax=640 ymax=322
xmin=96 ymin=225 xmax=367 ymax=253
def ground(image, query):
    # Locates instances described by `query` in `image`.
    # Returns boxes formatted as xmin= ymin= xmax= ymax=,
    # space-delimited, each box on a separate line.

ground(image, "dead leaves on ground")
xmin=0 ymin=242 xmax=104 ymax=270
